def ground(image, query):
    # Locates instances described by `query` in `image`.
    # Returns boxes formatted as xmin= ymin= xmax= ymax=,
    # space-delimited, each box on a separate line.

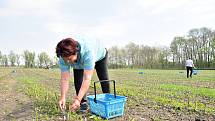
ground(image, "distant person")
xmin=185 ymin=58 xmax=195 ymax=78
xmin=56 ymin=34 xmax=110 ymax=112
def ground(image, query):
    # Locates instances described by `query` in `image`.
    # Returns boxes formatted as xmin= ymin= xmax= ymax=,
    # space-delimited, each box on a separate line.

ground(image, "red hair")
xmin=56 ymin=38 xmax=79 ymax=57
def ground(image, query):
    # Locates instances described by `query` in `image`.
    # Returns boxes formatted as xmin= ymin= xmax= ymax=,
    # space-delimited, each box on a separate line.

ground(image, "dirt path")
xmin=0 ymin=73 xmax=34 ymax=121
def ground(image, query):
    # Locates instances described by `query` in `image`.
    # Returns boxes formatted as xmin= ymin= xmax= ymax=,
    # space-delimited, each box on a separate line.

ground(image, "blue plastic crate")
xmin=87 ymin=93 xmax=127 ymax=119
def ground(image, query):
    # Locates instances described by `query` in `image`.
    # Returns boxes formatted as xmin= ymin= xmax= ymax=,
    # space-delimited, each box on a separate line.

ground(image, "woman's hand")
xmin=59 ymin=97 xmax=66 ymax=110
xmin=69 ymin=98 xmax=81 ymax=112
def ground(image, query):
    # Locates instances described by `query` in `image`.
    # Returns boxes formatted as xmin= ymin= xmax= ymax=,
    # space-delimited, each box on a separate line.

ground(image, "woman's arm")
xmin=60 ymin=71 xmax=70 ymax=99
xmin=70 ymin=70 xmax=93 ymax=111
xmin=59 ymin=71 xmax=70 ymax=110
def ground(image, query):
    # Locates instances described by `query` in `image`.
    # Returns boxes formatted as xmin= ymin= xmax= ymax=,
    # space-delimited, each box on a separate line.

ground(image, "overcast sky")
xmin=0 ymin=0 xmax=215 ymax=57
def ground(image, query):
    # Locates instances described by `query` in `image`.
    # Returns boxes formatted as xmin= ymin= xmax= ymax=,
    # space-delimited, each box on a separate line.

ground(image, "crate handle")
xmin=94 ymin=80 xmax=116 ymax=103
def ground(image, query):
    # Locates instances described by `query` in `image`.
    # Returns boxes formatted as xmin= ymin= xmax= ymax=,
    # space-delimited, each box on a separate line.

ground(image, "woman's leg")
xmin=95 ymin=51 xmax=110 ymax=93
xmin=190 ymin=67 xmax=193 ymax=77
xmin=186 ymin=66 xmax=189 ymax=78
xmin=73 ymin=69 xmax=86 ymax=103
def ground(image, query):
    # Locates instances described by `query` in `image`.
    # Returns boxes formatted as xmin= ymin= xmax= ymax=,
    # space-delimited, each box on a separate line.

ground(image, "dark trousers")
xmin=73 ymin=51 xmax=110 ymax=103
xmin=186 ymin=66 xmax=193 ymax=78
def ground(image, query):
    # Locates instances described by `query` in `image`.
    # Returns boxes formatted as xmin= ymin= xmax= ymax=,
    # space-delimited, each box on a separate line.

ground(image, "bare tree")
xmin=38 ymin=52 xmax=51 ymax=68
xmin=23 ymin=50 xmax=35 ymax=68
xmin=16 ymin=54 xmax=20 ymax=67
xmin=8 ymin=51 xmax=16 ymax=66
xmin=0 ymin=51 xmax=2 ymax=66
xmin=1 ymin=55 xmax=8 ymax=67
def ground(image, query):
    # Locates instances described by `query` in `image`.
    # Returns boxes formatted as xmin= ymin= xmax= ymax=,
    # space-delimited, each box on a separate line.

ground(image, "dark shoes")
xmin=187 ymin=76 xmax=192 ymax=78
xmin=80 ymin=102 xmax=88 ymax=113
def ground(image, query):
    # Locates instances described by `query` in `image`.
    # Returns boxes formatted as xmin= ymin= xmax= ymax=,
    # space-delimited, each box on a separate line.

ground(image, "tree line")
xmin=1 ymin=27 xmax=215 ymax=69
xmin=0 ymin=50 xmax=58 ymax=68
xmin=108 ymin=27 xmax=215 ymax=69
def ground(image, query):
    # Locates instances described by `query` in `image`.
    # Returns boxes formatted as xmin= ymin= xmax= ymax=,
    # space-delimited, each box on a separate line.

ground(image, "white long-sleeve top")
xmin=185 ymin=59 xmax=193 ymax=67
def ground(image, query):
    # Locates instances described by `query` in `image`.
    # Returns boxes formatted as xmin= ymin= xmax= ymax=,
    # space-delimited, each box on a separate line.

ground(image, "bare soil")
xmin=0 ymin=73 xmax=34 ymax=121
